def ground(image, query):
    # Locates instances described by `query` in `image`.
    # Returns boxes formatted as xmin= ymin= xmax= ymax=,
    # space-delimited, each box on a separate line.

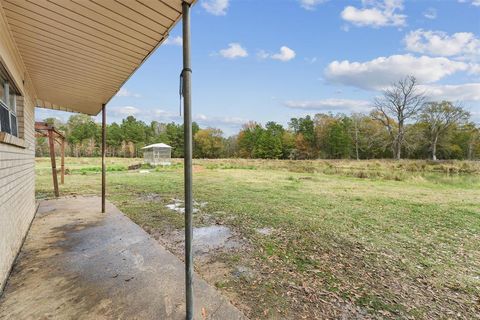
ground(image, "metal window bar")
xmin=10 ymin=114 xmax=17 ymax=136
xmin=0 ymin=80 xmax=18 ymax=137
xmin=4 ymin=82 xmax=12 ymax=134
xmin=0 ymin=102 xmax=10 ymax=134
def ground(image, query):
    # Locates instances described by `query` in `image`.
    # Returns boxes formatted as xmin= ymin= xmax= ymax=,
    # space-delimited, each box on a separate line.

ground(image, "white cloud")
xmin=116 ymin=88 xmax=141 ymax=98
xmin=164 ymin=35 xmax=182 ymax=46
xmin=258 ymin=46 xmax=296 ymax=62
xmin=404 ymin=29 xmax=480 ymax=61
xmin=150 ymin=109 xmax=180 ymax=123
xmin=272 ymin=46 xmax=296 ymax=61
xmin=324 ymin=54 xmax=471 ymax=90
xmin=284 ymin=98 xmax=371 ymax=112
xmin=111 ymin=106 xmax=141 ymax=116
xmin=218 ymin=43 xmax=248 ymax=59
xmin=149 ymin=110 xmax=248 ymax=131
xmin=420 ymin=83 xmax=480 ymax=102
xmin=202 ymin=0 xmax=229 ymax=15
xmin=194 ymin=114 xmax=248 ymax=129
xmin=458 ymin=0 xmax=480 ymax=6
xmin=341 ymin=0 xmax=407 ymax=28
xmin=470 ymin=63 xmax=480 ymax=74
xmin=423 ymin=7 xmax=437 ymax=19
xmin=299 ymin=0 xmax=328 ymax=10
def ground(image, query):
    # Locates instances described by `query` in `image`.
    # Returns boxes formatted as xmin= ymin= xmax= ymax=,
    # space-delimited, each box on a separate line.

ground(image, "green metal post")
xmin=182 ymin=2 xmax=194 ymax=319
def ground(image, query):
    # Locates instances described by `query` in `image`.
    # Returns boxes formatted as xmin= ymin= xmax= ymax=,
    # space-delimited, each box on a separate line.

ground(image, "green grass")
xmin=35 ymin=157 xmax=480 ymax=319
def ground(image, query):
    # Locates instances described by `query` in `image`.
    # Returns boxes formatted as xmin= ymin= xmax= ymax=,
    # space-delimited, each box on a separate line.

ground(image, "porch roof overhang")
xmin=1 ymin=0 xmax=195 ymax=116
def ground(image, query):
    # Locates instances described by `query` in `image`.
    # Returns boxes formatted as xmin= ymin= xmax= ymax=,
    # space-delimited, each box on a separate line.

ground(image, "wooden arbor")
xmin=35 ymin=122 xmax=65 ymax=197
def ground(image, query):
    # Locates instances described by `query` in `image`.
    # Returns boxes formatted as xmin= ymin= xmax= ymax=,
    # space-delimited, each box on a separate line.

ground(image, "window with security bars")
xmin=0 ymin=69 xmax=19 ymax=137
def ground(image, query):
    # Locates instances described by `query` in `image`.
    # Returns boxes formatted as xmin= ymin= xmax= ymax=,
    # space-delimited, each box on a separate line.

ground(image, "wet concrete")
xmin=0 ymin=196 xmax=246 ymax=320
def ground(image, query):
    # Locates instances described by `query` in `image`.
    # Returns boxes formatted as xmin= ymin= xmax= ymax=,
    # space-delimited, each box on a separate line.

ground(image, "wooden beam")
xmin=61 ymin=138 xmax=65 ymax=184
xmin=48 ymin=129 xmax=59 ymax=197
xmin=35 ymin=121 xmax=65 ymax=139
xmin=35 ymin=133 xmax=48 ymax=138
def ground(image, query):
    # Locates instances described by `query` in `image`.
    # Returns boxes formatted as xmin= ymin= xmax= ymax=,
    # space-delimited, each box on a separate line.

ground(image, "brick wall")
xmin=0 ymin=3 xmax=37 ymax=292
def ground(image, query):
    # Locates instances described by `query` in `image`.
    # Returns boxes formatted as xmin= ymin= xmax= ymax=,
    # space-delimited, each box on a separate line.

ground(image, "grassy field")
xmin=36 ymin=158 xmax=480 ymax=319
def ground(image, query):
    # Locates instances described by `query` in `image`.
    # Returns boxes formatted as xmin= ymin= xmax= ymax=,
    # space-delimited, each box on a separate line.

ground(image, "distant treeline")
xmin=36 ymin=77 xmax=480 ymax=160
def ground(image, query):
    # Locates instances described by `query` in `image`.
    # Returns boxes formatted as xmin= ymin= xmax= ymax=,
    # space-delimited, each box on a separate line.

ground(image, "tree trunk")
xmin=356 ymin=141 xmax=359 ymax=161
xmin=355 ymin=122 xmax=359 ymax=160
xmin=467 ymin=139 xmax=474 ymax=160
xmin=392 ymin=137 xmax=401 ymax=160
xmin=396 ymin=123 xmax=404 ymax=160
xmin=432 ymin=135 xmax=438 ymax=161
xmin=395 ymin=145 xmax=401 ymax=160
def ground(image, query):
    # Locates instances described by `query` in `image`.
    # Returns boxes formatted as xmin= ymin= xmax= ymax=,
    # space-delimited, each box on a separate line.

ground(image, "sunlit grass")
xmin=35 ymin=157 xmax=480 ymax=319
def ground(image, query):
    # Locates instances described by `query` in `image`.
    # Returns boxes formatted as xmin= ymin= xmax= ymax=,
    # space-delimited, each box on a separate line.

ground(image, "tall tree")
xmin=66 ymin=114 xmax=97 ymax=156
xmin=237 ymin=122 xmax=263 ymax=158
xmin=222 ymin=135 xmax=239 ymax=158
xmin=289 ymin=116 xmax=317 ymax=159
xmin=466 ymin=124 xmax=480 ymax=160
xmin=254 ymin=122 xmax=284 ymax=159
xmin=419 ymin=101 xmax=470 ymax=160
xmin=194 ymin=128 xmax=224 ymax=158
xmin=120 ymin=116 xmax=147 ymax=157
xmin=315 ymin=113 xmax=352 ymax=159
xmin=372 ymin=76 xmax=426 ymax=160
xmin=106 ymin=122 xmax=123 ymax=157
xmin=351 ymin=113 xmax=361 ymax=160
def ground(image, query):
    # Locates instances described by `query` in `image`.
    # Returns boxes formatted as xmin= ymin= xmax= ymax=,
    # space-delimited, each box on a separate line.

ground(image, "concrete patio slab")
xmin=0 ymin=196 xmax=246 ymax=320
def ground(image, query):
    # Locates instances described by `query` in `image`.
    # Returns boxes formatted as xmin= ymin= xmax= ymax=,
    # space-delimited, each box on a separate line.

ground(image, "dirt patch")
xmin=193 ymin=165 xmax=205 ymax=173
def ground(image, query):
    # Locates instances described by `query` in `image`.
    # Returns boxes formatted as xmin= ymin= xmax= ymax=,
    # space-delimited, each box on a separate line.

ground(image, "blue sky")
xmin=37 ymin=0 xmax=480 ymax=135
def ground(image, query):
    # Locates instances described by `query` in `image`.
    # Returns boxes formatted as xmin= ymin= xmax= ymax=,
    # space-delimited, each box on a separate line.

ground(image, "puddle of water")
xmin=166 ymin=202 xmax=184 ymax=214
xmin=138 ymin=193 xmax=162 ymax=202
xmin=165 ymin=225 xmax=241 ymax=256
xmin=193 ymin=225 xmax=241 ymax=255
xmin=195 ymin=201 xmax=208 ymax=208
xmin=165 ymin=199 xmax=207 ymax=214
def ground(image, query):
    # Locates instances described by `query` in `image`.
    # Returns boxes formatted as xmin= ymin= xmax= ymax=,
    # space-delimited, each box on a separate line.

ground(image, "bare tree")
xmin=372 ymin=76 xmax=426 ymax=160
xmin=420 ymin=101 xmax=470 ymax=160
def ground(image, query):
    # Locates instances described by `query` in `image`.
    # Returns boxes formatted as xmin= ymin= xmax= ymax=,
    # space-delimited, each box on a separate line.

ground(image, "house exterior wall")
xmin=0 ymin=4 xmax=37 ymax=292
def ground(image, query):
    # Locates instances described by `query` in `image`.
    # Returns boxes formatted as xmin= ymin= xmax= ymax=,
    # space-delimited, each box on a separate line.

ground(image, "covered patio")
xmin=0 ymin=0 xmax=223 ymax=318
xmin=0 ymin=196 xmax=244 ymax=319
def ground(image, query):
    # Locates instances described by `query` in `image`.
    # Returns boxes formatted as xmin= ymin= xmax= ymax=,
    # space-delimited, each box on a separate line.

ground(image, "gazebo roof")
xmin=142 ymin=143 xmax=172 ymax=149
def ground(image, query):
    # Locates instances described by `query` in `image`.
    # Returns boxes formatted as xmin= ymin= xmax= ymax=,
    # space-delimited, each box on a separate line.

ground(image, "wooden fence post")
xmin=48 ymin=129 xmax=59 ymax=197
